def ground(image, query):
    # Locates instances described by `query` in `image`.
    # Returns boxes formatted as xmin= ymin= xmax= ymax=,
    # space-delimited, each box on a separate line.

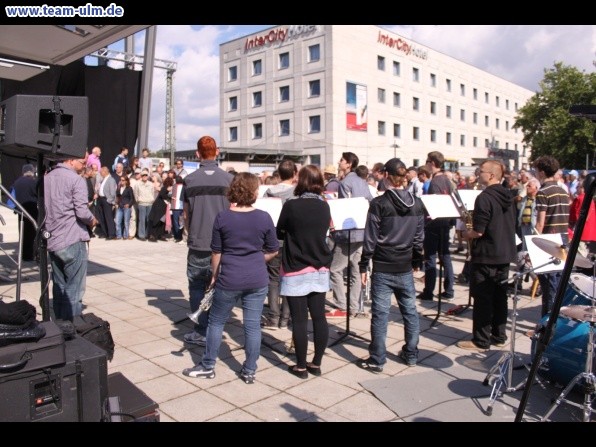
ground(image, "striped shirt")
xmin=535 ymin=181 xmax=569 ymax=234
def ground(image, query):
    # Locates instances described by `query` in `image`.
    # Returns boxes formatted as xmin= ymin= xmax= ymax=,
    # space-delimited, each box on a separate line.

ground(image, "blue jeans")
xmin=369 ymin=271 xmax=420 ymax=366
xmin=115 ymin=206 xmax=132 ymax=239
xmin=137 ymin=204 xmax=152 ymax=239
xmin=171 ymin=209 xmax=183 ymax=241
xmin=187 ymin=250 xmax=212 ymax=335
xmin=538 ymin=272 xmax=561 ymax=317
xmin=49 ymin=241 xmax=88 ymax=321
xmin=422 ymin=225 xmax=454 ymax=297
xmin=201 ymin=286 xmax=268 ymax=375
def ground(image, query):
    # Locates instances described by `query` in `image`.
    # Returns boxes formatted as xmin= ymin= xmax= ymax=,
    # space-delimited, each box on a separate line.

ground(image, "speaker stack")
xmin=0 ymin=94 xmax=88 ymax=160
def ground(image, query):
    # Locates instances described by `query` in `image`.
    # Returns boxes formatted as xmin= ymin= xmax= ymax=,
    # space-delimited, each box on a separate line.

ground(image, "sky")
xmin=108 ymin=25 xmax=596 ymax=153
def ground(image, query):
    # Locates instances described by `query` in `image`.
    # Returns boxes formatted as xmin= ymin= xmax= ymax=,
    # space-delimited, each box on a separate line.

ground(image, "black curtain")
xmin=1 ymin=60 xmax=141 ymax=192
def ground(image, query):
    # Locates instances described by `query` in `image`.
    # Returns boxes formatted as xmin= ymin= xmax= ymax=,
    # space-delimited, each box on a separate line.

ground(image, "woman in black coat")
xmin=147 ymin=177 xmax=173 ymax=242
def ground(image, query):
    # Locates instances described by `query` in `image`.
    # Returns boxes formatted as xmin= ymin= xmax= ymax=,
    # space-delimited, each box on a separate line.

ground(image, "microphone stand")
xmin=515 ymin=172 xmax=596 ymax=422
xmin=484 ymin=257 xmax=559 ymax=416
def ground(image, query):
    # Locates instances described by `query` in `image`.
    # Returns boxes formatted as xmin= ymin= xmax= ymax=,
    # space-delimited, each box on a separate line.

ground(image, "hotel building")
xmin=219 ymin=25 xmax=534 ymax=172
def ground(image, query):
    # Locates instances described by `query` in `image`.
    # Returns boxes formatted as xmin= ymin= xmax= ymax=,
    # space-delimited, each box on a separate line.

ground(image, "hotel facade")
xmin=219 ymin=25 xmax=534 ymax=172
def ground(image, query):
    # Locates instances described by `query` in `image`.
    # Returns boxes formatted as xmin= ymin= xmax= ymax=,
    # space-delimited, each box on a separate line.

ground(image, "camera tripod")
xmin=483 ymin=258 xmax=558 ymax=416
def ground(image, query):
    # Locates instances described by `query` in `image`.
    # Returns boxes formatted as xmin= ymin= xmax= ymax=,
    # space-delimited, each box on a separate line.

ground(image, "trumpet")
xmin=187 ymin=287 xmax=215 ymax=324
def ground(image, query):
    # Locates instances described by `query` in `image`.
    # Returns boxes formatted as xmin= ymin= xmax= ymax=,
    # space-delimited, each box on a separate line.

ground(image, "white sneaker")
xmin=184 ymin=331 xmax=206 ymax=346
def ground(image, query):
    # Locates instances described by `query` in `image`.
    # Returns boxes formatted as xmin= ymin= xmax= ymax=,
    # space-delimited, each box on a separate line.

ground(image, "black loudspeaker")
xmin=0 ymin=94 xmax=88 ymax=160
xmin=0 ymin=335 xmax=108 ymax=422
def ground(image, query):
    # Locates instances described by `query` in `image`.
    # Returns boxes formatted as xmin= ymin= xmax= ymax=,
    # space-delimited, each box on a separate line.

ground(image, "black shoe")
xmin=240 ymin=371 xmax=255 ymax=384
xmin=137 ymin=237 xmax=147 ymax=241
xmin=416 ymin=292 xmax=433 ymax=301
xmin=355 ymin=358 xmax=383 ymax=373
xmin=288 ymin=365 xmax=308 ymax=379
xmin=148 ymin=236 xmax=157 ymax=242
xmin=306 ymin=363 xmax=322 ymax=376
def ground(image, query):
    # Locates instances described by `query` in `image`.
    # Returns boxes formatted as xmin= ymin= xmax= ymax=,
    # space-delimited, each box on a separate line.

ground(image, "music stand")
xmin=419 ymin=194 xmax=461 ymax=327
xmin=327 ymin=198 xmax=371 ymax=347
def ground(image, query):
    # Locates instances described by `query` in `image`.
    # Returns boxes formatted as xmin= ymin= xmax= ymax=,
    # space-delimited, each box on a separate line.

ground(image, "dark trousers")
xmin=266 ymin=252 xmax=290 ymax=324
xmin=287 ymin=292 xmax=328 ymax=369
xmin=470 ymin=263 xmax=509 ymax=348
xmin=19 ymin=202 xmax=38 ymax=260
xmin=96 ymin=196 xmax=116 ymax=238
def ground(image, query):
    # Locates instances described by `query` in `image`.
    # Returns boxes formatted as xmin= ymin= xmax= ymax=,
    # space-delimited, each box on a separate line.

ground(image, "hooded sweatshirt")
xmin=359 ymin=188 xmax=425 ymax=274
xmin=471 ymin=183 xmax=517 ymax=265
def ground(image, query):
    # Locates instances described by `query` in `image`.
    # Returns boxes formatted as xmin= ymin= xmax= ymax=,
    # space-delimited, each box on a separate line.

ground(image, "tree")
xmin=514 ymin=62 xmax=596 ymax=169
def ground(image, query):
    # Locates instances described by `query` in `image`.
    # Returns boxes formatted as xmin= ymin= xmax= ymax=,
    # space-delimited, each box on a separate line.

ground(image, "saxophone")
xmin=451 ymin=190 xmax=473 ymax=260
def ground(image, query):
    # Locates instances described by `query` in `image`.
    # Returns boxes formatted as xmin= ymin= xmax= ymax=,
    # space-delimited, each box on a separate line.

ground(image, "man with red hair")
xmin=182 ymin=136 xmax=234 ymax=346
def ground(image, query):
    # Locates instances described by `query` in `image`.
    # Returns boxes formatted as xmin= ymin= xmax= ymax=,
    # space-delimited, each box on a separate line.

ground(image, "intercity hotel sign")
xmin=245 ymin=25 xmax=320 ymax=52
xmin=377 ymin=31 xmax=428 ymax=60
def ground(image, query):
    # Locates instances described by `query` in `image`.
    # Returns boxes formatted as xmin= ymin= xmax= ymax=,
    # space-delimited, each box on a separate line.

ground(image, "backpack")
xmin=73 ymin=313 xmax=115 ymax=361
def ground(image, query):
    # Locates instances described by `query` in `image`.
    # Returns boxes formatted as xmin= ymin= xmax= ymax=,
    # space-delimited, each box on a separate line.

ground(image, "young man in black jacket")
xmin=356 ymin=158 xmax=425 ymax=371
xmin=457 ymin=160 xmax=517 ymax=352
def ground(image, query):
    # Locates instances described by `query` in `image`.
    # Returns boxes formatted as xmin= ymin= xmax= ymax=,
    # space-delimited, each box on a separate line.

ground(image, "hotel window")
xmin=393 ymin=92 xmax=401 ymax=107
xmin=413 ymin=126 xmax=420 ymax=140
xmin=496 ymin=96 xmax=500 ymax=107
xmin=393 ymin=61 xmax=400 ymax=76
xmin=378 ymin=88 xmax=386 ymax=103
xmin=252 ymin=59 xmax=262 ymax=76
xmin=412 ymin=67 xmax=419 ymax=82
xmin=309 ymin=115 xmax=321 ymax=133
xmin=506 ymin=99 xmax=510 ymax=110
xmin=495 ymin=118 xmax=500 ymax=129
xmin=308 ymin=44 xmax=320 ymax=62
xmin=484 ymin=115 xmax=489 ymax=127
xmin=473 ymin=137 xmax=478 ymax=147
xmin=515 ymin=102 xmax=518 ymax=111
xmin=279 ymin=52 xmax=289 ymax=69
xmin=228 ymin=65 xmax=237 ymax=82
xmin=279 ymin=85 xmax=290 ymax=102
xmin=446 ymin=79 xmax=451 ymax=92
xmin=505 ymin=142 xmax=509 ymax=150
xmin=430 ymin=101 xmax=436 ymax=115
xmin=279 ymin=119 xmax=290 ymax=136
xmin=430 ymin=129 xmax=436 ymax=143
xmin=228 ymin=96 xmax=237 ymax=112
xmin=430 ymin=73 xmax=436 ymax=87
xmin=460 ymin=109 xmax=465 ymax=121
xmin=377 ymin=55 xmax=385 ymax=71
xmin=393 ymin=123 xmax=401 ymax=138
xmin=378 ymin=121 xmax=386 ymax=136
xmin=485 ymin=92 xmax=489 ymax=104
xmin=229 ymin=126 xmax=237 ymax=142
xmin=446 ymin=105 xmax=452 ymax=118
xmin=485 ymin=138 xmax=490 ymax=148
xmin=413 ymin=97 xmax=419 ymax=111
xmin=253 ymin=91 xmax=262 ymax=107
xmin=506 ymin=121 xmax=509 ymax=131
xmin=446 ymin=132 xmax=452 ymax=145
xmin=460 ymin=83 xmax=465 ymax=96
xmin=460 ymin=134 xmax=465 ymax=146
xmin=309 ymin=80 xmax=320 ymax=97
xmin=473 ymin=88 xmax=478 ymax=100
xmin=473 ymin=112 xmax=478 ymax=124
xmin=253 ymin=123 xmax=262 ymax=139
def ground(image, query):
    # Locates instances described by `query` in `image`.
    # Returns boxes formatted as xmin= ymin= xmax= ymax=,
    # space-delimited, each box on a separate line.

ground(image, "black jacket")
xmin=471 ymin=183 xmax=516 ymax=265
xmin=359 ymin=188 xmax=425 ymax=274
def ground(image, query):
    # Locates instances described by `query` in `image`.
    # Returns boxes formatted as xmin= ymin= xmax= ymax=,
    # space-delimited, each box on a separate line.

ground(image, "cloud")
xmin=147 ymin=25 xmax=596 ymax=153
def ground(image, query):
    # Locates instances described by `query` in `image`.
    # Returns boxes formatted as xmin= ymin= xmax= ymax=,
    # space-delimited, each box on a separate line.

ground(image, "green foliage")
xmin=514 ymin=62 xmax=596 ymax=168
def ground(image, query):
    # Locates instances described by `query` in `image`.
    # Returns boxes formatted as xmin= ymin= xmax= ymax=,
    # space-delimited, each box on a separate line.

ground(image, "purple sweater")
xmin=211 ymin=209 xmax=279 ymax=290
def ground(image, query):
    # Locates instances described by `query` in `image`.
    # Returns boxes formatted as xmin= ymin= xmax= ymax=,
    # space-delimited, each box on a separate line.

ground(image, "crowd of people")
xmin=7 ymin=136 xmax=594 ymax=385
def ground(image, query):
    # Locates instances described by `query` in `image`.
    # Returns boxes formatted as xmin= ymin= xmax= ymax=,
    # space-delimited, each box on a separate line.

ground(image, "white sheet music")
xmin=254 ymin=198 xmax=283 ymax=226
xmin=327 ymin=197 xmax=369 ymax=230
xmin=457 ymin=189 xmax=482 ymax=211
xmin=525 ymin=234 xmax=565 ymax=274
xmin=419 ymin=194 xmax=461 ymax=219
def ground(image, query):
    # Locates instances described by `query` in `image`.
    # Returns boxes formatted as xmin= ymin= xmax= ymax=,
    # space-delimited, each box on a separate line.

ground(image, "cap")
xmin=323 ymin=164 xmax=336 ymax=175
xmin=134 ymin=168 xmax=142 ymax=174
xmin=569 ymin=170 xmax=578 ymax=177
xmin=22 ymin=164 xmax=35 ymax=174
xmin=141 ymin=169 xmax=149 ymax=176
xmin=383 ymin=158 xmax=406 ymax=176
